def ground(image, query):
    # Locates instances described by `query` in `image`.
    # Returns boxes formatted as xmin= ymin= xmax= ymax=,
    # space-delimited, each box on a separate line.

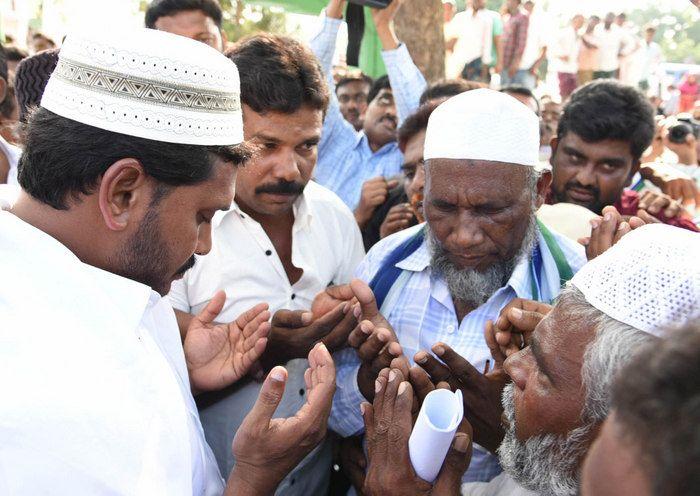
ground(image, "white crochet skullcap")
xmin=571 ymin=224 xmax=700 ymax=337
xmin=423 ymin=88 xmax=539 ymax=166
xmin=41 ymin=28 xmax=242 ymax=146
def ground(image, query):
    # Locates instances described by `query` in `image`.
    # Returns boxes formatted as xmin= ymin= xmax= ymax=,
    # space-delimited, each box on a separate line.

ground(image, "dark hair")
xmin=14 ymin=48 xmax=59 ymax=123
xmin=336 ymin=74 xmax=373 ymax=93
xmin=419 ymin=79 xmax=486 ymax=105
xmin=145 ymin=0 xmax=223 ymax=29
xmin=500 ymin=84 xmax=540 ymax=113
xmin=4 ymin=45 xmax=28 ymax=63
xmin=19 ymin=108 xmax=249 ymax=210
xmin=226 ymin=33 xmax=329 ymax=115
xmin=367 ymin=75 xmax=391 ymax=105
xmin=0 ymin=82 xmax=16 ymax=119
xmin=612 ymin=325 xmax=700 ymax=496
xmin=0 ymin=43 xmax=7 ymax=82
xmin=398 ymin=102 xmax=439 ymax=152
xmin=31 ymin=33 xmax=56 ymax=46
xmin=557 ymin=80 xmax=655 ymax=160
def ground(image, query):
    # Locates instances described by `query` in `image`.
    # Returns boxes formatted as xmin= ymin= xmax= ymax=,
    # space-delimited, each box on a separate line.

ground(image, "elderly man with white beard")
xmin=330 ymin=89 xmax=587 ymax=483
xmin=354 ymin=223 xmax=700 ymax=496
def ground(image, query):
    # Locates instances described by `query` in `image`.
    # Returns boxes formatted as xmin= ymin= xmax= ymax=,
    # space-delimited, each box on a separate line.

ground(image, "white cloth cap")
xmin=41 ymin=28 xmax=243 ymax=146
xmin=537 ymin=203 xmax=598 ymax=242
xmin=571 ymin=224 xmax=700 ymax=337
xmin=423 ymin=88 xmax=539 ymax=166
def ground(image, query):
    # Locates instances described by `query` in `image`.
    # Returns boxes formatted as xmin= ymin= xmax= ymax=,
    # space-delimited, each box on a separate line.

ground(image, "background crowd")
xmin=0 ymin=0 xmax=699 ymax=495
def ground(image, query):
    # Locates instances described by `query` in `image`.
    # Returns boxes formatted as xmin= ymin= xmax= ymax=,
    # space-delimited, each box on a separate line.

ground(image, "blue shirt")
xmin=329 ymin=223 xmax=587 ymax=483
xmin=309 ymin=16 xmax=427 ymax=210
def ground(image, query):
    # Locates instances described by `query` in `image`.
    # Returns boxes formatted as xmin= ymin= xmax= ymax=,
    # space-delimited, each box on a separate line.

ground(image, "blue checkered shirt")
xmin=328 ymin=223 xmax=587 ymax=483
xmin=309 ymin=15 xmax=427 ymax=210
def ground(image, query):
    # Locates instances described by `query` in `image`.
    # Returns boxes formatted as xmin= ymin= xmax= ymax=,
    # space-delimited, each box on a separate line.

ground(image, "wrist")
xmin=354 ymin=206 xmax=373 ymax=228
xmin=325 ymin=1 xmax=344 ymax=19
xmin=376 ymin=25 xmax=399 ymax=51
xmin=226 ymin=465 xmax=279 ymax=496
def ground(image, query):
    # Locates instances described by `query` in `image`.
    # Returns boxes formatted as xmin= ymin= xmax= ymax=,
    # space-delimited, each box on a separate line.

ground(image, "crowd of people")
xmin=0 ymin=0 xmax=699 ymax=495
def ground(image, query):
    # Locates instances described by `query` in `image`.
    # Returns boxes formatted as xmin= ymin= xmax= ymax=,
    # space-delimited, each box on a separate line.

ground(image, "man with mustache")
xmin=336 ymin=72 xmax=372 ymax=132
xmin=548 ymin=80 xmax=698 ymax=231
xmin=309 ymin=0 xmax=427 ymax=225
xmin=330 ymin=89 xmax=587 ymax=483
xmin=0 ymin=28 xmax=338 ymax=494
xmin=168 ymin=33 xmax=364 ymax=495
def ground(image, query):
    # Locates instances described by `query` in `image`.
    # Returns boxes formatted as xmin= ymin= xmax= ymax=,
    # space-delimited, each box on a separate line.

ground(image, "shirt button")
xmin=265 ymin=249 xmax=272 ymax=256
xmin=291 ymin=293 xmax=296 ymax=300
xmin=446 ymin=324 xmax=455 ymax=333
xmin=299 ymin=388 xmax=304 ymax=396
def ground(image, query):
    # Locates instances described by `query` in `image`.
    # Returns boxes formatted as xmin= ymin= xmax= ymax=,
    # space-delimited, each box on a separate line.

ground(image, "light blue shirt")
xmin=309 ymin=16 xmax=427 ymax=210
xmin=329 ymin=223 xmax=587 ymax=483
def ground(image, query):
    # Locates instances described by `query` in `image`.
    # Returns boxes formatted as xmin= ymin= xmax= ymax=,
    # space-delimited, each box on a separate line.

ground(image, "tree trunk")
xmin=395 ymin=0 xmax=444 ymax=82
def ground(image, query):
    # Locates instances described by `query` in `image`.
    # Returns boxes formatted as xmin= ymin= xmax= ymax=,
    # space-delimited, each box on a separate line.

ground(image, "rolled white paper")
xmin=408 ymin=388 xmax=464 ymax=483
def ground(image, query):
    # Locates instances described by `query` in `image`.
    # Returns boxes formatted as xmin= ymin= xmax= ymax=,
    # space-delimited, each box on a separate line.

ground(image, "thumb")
xmin=386 ymin=179 xmax=399 ymax=189
xmin=325 ymin=283 xmax=355 ymax=301
xmin=433 ymin=429 xmax=472 ymax=492
xmin=508 ymin=307 xmax=543 ymax=333
xmin=247 ymin=366 xmax=288 ymax=428
xmin=193 ymin=290 xmax=226 ymax=326
xmin=350 ymin=278 xmax=379 ymax=320
xmin=272 ymin=309 xmax=313 ymax=328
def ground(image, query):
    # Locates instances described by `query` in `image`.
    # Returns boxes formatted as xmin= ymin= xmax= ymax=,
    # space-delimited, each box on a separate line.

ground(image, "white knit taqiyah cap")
xmin=41 ymin=28 xmax=242 ymax=146
xmin=423 ymin=88 xmax=539 ymax=166
xmin=571 ymin=224 xmax=700 ymax=337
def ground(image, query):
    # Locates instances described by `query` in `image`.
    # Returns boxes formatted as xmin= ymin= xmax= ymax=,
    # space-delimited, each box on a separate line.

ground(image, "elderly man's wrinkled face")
xmin=499 ymin=303 xmax=596 ymax=495
xmin=581 ymin=413 xmax=651 ymax=496
xmin=424 ymin=160 xmax=547 ymax=306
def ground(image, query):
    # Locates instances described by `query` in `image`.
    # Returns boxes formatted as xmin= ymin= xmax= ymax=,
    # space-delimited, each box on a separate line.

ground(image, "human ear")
xmin=97 ymin=159 xmax=149 ymax=231
xmin=534 ymin=170 xmax=552 ymax=209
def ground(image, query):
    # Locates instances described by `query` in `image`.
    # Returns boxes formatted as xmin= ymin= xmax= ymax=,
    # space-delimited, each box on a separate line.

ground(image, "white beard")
xmin=498 ymin=383 xmax=595 ymax=496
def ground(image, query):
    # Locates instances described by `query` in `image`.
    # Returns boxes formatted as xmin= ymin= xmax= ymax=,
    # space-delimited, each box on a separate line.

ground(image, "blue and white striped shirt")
xmin=329 ymin=223 xmax=587 ymax=483
xmin=309 ymin=16 xmax=427 ymax=210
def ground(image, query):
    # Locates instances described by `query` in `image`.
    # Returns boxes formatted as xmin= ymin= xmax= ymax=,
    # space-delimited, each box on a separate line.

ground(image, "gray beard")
xmin=498 ymin=383 xmax=595 ymax=496
xmin=427 ymin=213 xmax=538 ymax=308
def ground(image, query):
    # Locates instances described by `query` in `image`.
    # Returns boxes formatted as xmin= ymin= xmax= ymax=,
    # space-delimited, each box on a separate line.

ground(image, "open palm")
xmin=185 ymin=291 xmax=271 ymax=393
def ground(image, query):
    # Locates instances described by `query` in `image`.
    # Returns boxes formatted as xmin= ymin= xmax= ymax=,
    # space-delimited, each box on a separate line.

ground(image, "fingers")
xmin=194 ymin=290 xmax=227 ymax=326
xmin=433 ymin=420 xmax=473 ymax=493
xmin=409 ymin=365 xmax=436 ymax=405
xmin=635 ymin=209 xmax=661 ymax=224
xmin=348 ymin=319 xmax=373 ymax=349
xmin=357 ymin=327 xmax=393 ymax=361
xmin=324 ymin=283 xmax=354 ymax=301
xmin=237 ymin=303 xmax=271 ymax=338
xmin=350 ymin=278 xmax=380 ymax=321
xmin=321 ymin=305 xmax=358 ymax=352
xmin=247 ymin=366 xmax=288 ymax=429
xmin=414 ymin=350 xmax=451 ymax=383
xmin=432 ymin=343 xmax=481 ymax=384
xmin=361 ymin=401 xmax=376 ymax=458
xmin=390 ymin=355 xmax=411 ymax=379
xmin=628 ymin=215 xmax=646 ymax=229
xmin=296 ymin=343 xmax=336 ymax=427
xmin=484 ymin=320 xmax=507 ymax=366
xmin=612 ymin=220 xmax=631 ymax=245
xmin=271 ymin=308 xmax=313 ymax=328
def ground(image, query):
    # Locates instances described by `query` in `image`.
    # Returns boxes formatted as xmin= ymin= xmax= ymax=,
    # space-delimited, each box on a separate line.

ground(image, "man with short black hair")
xmin=500 ymin=84 xmax=539 ymax=114
xmin=549 ymin=80 xmax=697 ymax=231
xmin=336 ymin=73 xmax=372 ymax=131
xmin=0 ymin=27 xmax=336 ymax=495
xmin=581 ymin=323 xmax=700 ymax=496
xmin=146 ymin=0 xmax=226 ymax=51
xmin=310 ymin=0 xmax=427 ymax=223
xmin=169 ymin=32 xmax=364 ymax=496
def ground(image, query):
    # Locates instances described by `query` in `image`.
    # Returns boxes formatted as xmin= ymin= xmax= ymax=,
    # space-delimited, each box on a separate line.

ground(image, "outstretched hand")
xmin=228 ymin=343 xmax=336 ymax=495
xmin=185 ymin=291 xmax=270 ymax=393
xmin=362 ymin=368 xmax=472 ymax=496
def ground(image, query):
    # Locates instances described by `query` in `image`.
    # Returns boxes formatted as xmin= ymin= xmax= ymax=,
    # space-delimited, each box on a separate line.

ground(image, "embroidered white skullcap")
xmin=423 ymin=88 xmax=539 ymax=166
xmin=571 ymin=224 xmax=700 ymax=337
xmin=41 ymin=28 xmax=242 ymax=146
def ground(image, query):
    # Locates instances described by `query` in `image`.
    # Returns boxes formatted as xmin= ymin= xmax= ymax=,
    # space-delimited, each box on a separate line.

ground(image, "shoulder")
xmin=357 ymin=223 xmax=425 ymax=281
xmin=305 ymin=181 xmax=356 ymax=222
xmin=541 ymin=225 xmax=587 ymax=272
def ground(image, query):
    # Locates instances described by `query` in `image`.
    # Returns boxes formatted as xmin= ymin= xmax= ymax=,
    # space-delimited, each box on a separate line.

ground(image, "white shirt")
xmin=0 ymin=135 xmax=21 ymax=185
xmin=462 ymin=473 xmax=537 ymax=495
xmin=593 ymin=24 xmax=625 ymax=72
xmin=554 ymin=25 xmax=580 ymax=74
xmin=0 ymin=211 xmax=223 ymax=495
xmin=640 ymin=40 xmax=662 ymax=81
xmin=445 ymin=9 xmax=494 ymax=78
xmin=519 ymin=12 xmax=548 ymax=71
xmin=168 ymin=180 xmax=364 ymax=495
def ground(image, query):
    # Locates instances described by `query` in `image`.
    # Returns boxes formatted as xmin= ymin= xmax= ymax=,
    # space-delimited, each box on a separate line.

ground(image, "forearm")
xmin=382 ymin=44 xmax=427 ymax=124
xmin=225 ymin=466 xmax=278 ymax=496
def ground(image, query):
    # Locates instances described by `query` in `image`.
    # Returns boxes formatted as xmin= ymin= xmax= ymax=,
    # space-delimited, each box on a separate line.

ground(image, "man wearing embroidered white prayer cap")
xmin=457 ymin=223 xmax=700 ymax=495
xmin=0 ymin=27 xmax=337 ymax=495
xmin=330 ymin=88 xmax=587 ymax=483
